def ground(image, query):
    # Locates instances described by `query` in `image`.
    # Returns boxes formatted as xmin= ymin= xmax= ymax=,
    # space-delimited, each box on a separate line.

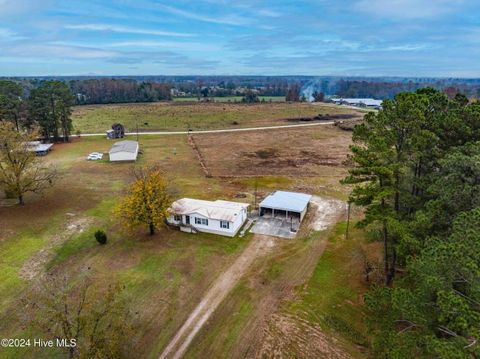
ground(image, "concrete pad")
xmin=250 ymin=217 xmax=297 ymax=239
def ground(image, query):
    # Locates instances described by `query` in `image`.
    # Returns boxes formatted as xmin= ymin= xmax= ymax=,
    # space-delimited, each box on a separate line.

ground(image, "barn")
xmin=109 ymin=140 xmax=139 ymax=162
xmin=259 ymin=191 xmax=312 ymax=222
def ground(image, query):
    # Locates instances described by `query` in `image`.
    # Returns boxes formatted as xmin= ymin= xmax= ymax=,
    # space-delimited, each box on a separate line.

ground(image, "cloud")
xmin=0 ymin=27 xmax=26 ymax=41
xmin=354 ymin=0 xmax=464 ymax=20
xmin=9 ymin=44 xmax=117 ymax=59
xmin=155 ymin=4 xmax=251 ymax=26
xmin=0 ymin=0 xmax=51 ymax=18
xmin=64 ymin=24 xmax=194 ymax=37
xmin=0 ymin=40 xmax=219 ymax=70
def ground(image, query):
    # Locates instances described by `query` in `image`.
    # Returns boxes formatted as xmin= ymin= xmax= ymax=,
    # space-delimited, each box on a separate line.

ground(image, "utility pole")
xmin=345 ymin=201 xmax=351 ymax=240
xmin=254 ymin=178 xmax=258 ymax=213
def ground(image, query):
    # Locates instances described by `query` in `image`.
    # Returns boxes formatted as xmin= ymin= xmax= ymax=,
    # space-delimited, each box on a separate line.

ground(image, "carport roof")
xmin=259 ymin=191 xmax=312 ymax=213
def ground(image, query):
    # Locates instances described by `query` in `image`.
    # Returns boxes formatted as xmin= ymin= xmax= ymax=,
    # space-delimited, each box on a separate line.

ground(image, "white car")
xmin=87 ymin=152 xmax=104 ymax=161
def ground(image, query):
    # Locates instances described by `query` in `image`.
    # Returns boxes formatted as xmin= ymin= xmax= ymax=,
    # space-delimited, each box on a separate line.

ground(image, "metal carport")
xmin=259 ymin=191 xmax=312 ymax=222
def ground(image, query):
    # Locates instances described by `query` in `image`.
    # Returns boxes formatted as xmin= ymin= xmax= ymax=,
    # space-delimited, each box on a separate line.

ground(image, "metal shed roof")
xmin=259 ymin=191 xmax=312 ymax=213
xmin=27 ymin=142 xmax=53 ymax=152
xmin=109 ymin=140 xmax=138 ymax=154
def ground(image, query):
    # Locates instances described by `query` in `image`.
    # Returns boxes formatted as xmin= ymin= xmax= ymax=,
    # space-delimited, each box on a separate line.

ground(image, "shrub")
xmin=94 ymin=230 xmax=107 ymax=245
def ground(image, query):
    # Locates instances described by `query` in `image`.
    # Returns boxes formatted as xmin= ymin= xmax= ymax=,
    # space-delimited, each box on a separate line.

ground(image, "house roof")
xmin=259 ymin=191 xmax=312 ymax=213
xmin=27 ymin=141 xmax=53 ymax=152
xmin=171 ymin=198 xmax=249 ymax=222
xmin=109 ymin=140 xmax=138 ymax=154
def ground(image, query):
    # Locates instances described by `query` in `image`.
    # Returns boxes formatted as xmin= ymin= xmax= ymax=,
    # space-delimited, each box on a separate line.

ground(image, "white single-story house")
xmin=109 ymin=140 xmax=139 ymax=162
xmin=167 ymin=198 xmax=249 ymax=237
xmin=27 ymin=141 xmax=53 ymax=156
xmin=259 ymin=191 xmax=312 ymax=222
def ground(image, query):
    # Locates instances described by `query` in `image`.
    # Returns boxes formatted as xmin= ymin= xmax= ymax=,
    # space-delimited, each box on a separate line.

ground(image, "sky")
xmin=0 ymin=0 xmax=479 ymax=77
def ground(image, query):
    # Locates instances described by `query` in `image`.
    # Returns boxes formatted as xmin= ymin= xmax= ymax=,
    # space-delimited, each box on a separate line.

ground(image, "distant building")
xmin=27 ymin=141 xmax=53 ymax=156
xmin=167 ymin=198 xmax=249 ymax=237
xmin=108 ymin=140 xmax=139 ymax=162
xmin=332 ymin=98 xmax=382 ymax=109
xmin=107 ymin=123 xmax=125 ymax=139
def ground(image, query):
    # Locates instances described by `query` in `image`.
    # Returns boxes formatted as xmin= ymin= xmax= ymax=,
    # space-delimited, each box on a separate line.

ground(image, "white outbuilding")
xmin=259 ymin=191 xmax=312 ymax=222
xmin=109 ymin=140 xmax=139 ymax=162
xmin=167 ymin=198 xmax=249 ymax=237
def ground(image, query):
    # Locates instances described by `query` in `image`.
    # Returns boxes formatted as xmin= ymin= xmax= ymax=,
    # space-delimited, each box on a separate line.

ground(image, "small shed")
xmin=27 ymin=141 xmax=53 ymax=156
xmin=109 ymin=140 xmax=139 ymax=162
xmin=107 ymin=123 xmax=125 ymax=139
xmin=259 ymin=191 xmax=312 ymax=221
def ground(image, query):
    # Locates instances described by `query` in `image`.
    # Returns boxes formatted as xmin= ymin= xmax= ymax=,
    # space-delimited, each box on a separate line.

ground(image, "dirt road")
xmin=80 ymin=121 xmax=334 ymax=137
xmin=158 ymin=235 xmax=276 ymax=359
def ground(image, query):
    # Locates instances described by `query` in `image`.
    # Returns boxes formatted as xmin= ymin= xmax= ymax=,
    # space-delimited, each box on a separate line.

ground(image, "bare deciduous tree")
xmin=22 ymin=271 xmax=137 ymax=359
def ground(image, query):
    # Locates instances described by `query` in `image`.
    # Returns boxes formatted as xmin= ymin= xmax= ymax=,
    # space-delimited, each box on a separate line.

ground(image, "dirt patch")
xmin=20 ymin=215 xmax=93 ymax=280
xmin=193 ymin=125 xmax=352 ymax=178
xmin=256 ymin=313 xmax=353 ymax=359
xmin=310 ymin=196 xmax=346 ymax=231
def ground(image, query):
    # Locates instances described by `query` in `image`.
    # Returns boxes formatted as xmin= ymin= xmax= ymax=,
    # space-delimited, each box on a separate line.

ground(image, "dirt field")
xmin=192 ymin=124 xmax=352 ymax=178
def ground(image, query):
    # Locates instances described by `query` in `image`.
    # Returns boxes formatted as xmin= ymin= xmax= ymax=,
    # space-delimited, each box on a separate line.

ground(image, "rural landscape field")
xmin=2 ymin=1 xmax=480 ymax=358
xmin=71 ymin=101 xmax=363 ymax=133
xmin=1 ymin=100 xmax=376 ymax=358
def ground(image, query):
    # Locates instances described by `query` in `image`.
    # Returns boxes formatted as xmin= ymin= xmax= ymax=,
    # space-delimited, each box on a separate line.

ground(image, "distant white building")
xmin=332 ymin=98 xmax=382 ymax=109
xmin=167 ymin=198 xmax=249 ymax=237
xmin=27 ymin=141 xmax=53 ymax=156
xmin=109 ymin=140 xmax=139 ymax=162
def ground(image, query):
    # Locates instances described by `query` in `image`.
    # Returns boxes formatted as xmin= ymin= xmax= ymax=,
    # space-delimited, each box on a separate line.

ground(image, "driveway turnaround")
xmin=250 ymin=217 xmax=297 ymax=239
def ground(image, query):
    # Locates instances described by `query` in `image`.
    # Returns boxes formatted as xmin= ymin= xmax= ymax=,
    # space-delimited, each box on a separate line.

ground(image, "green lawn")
xmin=286 ymin=222 xmax=371 ymax=354
xmin=72 ymin=101 xmax=359 ymax=133
xmin=0 ymin=134 xmax=253 ymax=358
xmin=181 ymin=218 xmax=373 ymax=358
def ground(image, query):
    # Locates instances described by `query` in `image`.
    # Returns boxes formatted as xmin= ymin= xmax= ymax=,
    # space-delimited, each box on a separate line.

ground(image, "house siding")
xmin=167 ymin=208 xmax=247 ymax=237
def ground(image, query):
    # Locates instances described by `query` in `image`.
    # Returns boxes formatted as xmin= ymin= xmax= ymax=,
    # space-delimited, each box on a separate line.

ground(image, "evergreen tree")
xmin=0 ymin=80 xmax=23 ymax=130
xmin=28 ymin=81 xmax=75 ymax=141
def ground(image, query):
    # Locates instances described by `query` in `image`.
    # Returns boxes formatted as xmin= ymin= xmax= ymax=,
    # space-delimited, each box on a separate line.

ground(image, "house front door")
xmin=185 ymin=215 xmax=190 ymax=225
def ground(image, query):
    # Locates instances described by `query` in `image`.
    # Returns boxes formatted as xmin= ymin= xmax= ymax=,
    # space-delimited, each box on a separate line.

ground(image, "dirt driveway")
xmin=158 ymin=235 xmax=276 ymax=359
xmin=158 ymin=196 xmax=345 ymax=359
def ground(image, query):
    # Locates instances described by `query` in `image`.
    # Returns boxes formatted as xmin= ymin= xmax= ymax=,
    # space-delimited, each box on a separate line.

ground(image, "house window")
xmin=220 ymin=221 xmax=230 ymax=229
xmin=195 ymin=217 xmax=208 ymax=226
xmin=174 ymin=215 xmax=181 ymax=222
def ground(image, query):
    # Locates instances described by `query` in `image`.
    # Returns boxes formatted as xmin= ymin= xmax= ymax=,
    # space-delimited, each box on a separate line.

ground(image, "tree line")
xmin=0 ymin=79 xmax=75 ymax=142
xmin=71 ymin=79 xmax=171 ymax=104
xmin=344 ymin=88 xmax=480 ymax=357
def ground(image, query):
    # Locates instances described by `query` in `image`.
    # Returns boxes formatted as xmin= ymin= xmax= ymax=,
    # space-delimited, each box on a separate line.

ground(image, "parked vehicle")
xmin=87 ymin=152 xmax=104 ymax=161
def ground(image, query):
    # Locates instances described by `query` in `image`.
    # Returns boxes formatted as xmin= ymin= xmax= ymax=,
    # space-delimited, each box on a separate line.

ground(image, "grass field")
xmin=181 ymin=211 xmax=375 ymax=358
xmin=0 ymin=135 xmax=252 ymax=358
xmin=71 ymin=101 xmax=362 ymax=134
xmin=1 ymin=105 xmax=371 ymax=358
